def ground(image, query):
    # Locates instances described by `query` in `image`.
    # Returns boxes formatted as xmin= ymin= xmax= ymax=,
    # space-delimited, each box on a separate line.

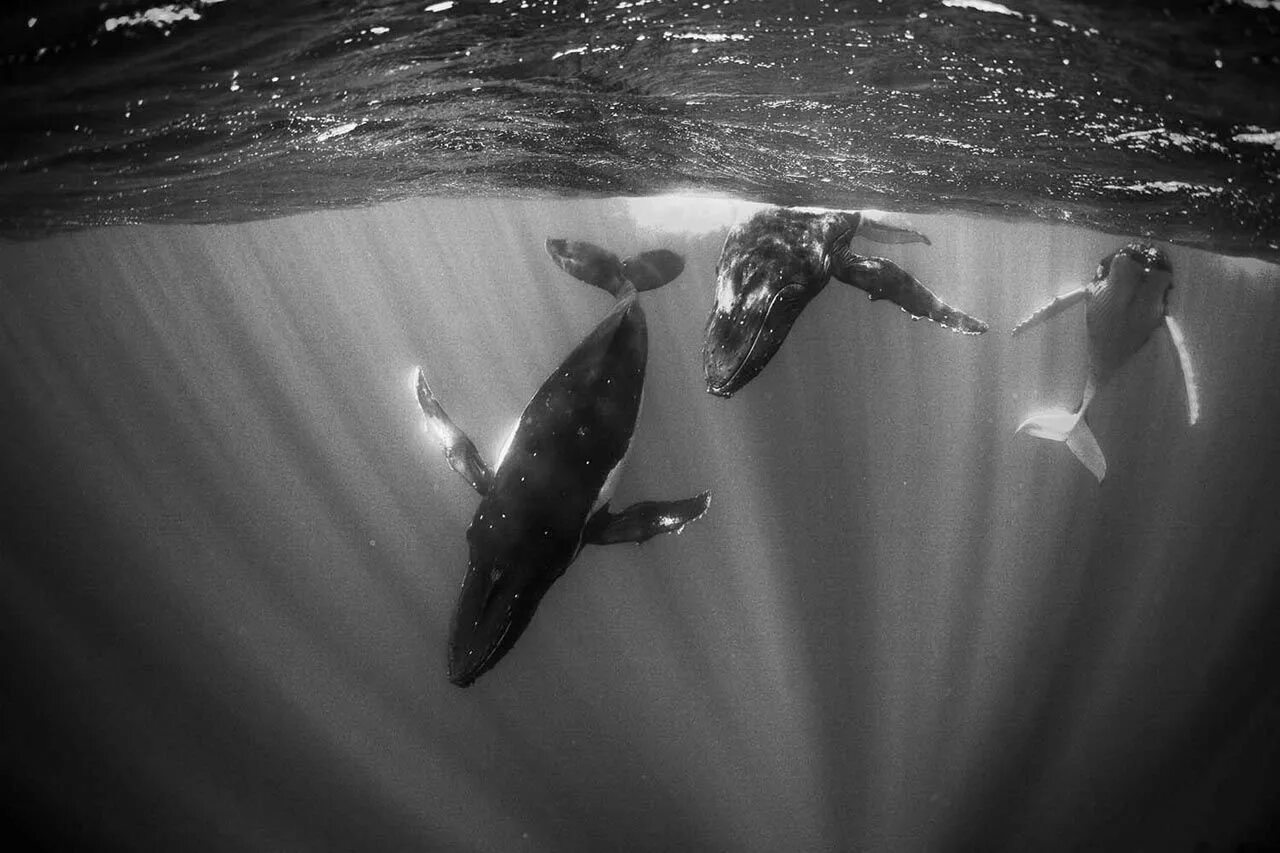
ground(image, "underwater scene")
xmin=3 ymin=1 xmax=1280 ymax=851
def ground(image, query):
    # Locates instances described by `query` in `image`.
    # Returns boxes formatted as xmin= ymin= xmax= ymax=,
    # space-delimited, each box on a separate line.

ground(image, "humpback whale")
xmin=1012 ymin=242 xmax=1200 ymax=482
xmin=702 ymin=206 xmax=989 ymax=397
xmin=416 ymin=240 xmax=710 ymax=687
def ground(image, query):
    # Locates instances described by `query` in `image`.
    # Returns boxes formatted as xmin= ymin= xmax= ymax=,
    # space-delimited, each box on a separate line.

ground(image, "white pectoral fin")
xmin=1011 ymin=286 xmax=1088 ymax=337
xmin=1163 ymin=315 xmax=1200 ymax=426
xmin=1017 ymin=408 xmax=1107 ymax=482
xmin=855 ymin=211 xmax=932 ymax=245
xmin=416 ymin=368 xmax=493 ymax=495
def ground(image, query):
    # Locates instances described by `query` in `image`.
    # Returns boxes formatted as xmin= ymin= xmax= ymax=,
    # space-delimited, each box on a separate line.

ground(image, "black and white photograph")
xmin=3 ymin=1 xmax=1278 ymax=850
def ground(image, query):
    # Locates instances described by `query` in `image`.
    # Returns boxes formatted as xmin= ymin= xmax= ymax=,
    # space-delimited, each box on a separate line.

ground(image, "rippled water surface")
xmin=3 ymin=0 xmax=1279 ymax=259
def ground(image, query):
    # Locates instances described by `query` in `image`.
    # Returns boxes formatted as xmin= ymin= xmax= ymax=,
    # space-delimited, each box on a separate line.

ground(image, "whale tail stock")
xmin=545 ymin=239 xmax=684 ymax=296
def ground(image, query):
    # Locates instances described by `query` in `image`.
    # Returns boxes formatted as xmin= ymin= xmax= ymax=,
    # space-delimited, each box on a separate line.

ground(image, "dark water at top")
xmin=2 ymin=0 xmax=1279 ymax=261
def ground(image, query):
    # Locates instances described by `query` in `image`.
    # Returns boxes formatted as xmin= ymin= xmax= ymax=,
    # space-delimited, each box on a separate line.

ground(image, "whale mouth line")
xmin=708 ymin=284 xmax=800 ymax=397
xmin=708 ymin=311 xmax=766 ymax=397
xmin=450 ymin=605 xmax=518 ymax=687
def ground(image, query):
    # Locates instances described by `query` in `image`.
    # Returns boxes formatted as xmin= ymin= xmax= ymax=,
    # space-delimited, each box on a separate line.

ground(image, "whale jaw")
xmin=446 ymin=551 xmax=557 ymax=688
xmin=703 ymin=281 xmax=811 ymax=397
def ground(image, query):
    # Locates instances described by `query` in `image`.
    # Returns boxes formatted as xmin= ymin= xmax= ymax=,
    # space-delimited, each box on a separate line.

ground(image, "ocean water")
xmin=2 ymin=0 xmax=1279 ymax=259
xmin=3 ymin=3 xmax=1280 ymax=853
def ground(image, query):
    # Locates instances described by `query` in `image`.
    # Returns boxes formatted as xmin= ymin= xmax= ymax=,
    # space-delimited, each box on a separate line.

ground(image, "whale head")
xmin=1084 ymin=242 xmax=1176 ymax=382
xmin=447 ymin=525 xmax=564 ymax=688
xmin=1096 ymin=242 xmax=1175 ymax=322
xmin=702 ymin=247 xmax=823 ymax=397
xmin=1100 ymin=243 xmax=1173 ymax=290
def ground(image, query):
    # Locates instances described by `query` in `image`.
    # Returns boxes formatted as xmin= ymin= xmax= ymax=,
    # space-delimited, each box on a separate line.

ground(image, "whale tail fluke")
xmin=1017 ymin=408 xmax=1107 ymax=482
xmin=545 ymin=239 xmax=684 ymax=296
xmin=621 ymin=249 xmax=684 ymax=292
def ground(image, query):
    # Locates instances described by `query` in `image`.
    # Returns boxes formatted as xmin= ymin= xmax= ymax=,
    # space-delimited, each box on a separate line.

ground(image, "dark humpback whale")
xmin=1012 ymin=242 xmax=1200 ymax=481
xmin=702 ymin=206 xmax=989 ymax=397
xmin=415 ymin=240 xmax=710 ymax=687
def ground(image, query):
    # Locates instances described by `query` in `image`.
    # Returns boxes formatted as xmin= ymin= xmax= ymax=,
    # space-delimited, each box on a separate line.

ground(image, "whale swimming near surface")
xmin=702 ymin=206 xmax=990 ymax=397
xmin=1012 ymin=242 xmax=1200 ymax=482
xmin=415 ymin=239 xmax=711 ymax=687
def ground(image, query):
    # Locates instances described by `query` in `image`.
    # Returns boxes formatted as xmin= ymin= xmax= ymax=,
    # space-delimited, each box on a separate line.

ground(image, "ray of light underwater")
xmin=2 ymin=197 xmax=1279 ymax=851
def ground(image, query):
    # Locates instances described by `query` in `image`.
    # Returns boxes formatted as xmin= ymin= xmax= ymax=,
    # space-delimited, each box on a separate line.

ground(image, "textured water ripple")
xmin=1 ymin=0 xmax=1277 ymax=260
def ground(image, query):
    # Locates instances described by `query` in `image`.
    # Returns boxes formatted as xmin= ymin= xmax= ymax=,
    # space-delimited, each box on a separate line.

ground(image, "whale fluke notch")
xmin=1011 ymin=286 xmax=1088 ymax=336
xmin=416 ymin=368 xmax=493 ymax=495
xmin=583 ymin=491 xmax=712 ymax=545
xmin=830 ymin=247 xmax=989 ymax=334
xmin=622 ymin=249 xmax=685 ymax=292
xmin=545 ymin=239 xmax=685 ymax=296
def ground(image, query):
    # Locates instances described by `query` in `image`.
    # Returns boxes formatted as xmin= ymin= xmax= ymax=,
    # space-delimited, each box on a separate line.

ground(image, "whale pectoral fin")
xmin=830 ymin=248 xmax=989 ymax=334
xmin=416 ymin=368 xmax=493 ymax=495
xmin=1011 ymin=287 xmax=1088 ymax=336
xmin=545 ymin=238 xmax=626 ymax=296
xmin=855 ymin=213 xmax=932 ymax=246
xmin=584 ymin=491 xmax=712 ymax=546
xmin=621 ymin=249 xmax=685 ymax=292
xmin=1163 ymin=315 xmax=1201 ymax=426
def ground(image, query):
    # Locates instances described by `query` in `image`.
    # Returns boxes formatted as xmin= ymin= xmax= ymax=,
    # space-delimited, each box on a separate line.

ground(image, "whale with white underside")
xmin=415 ymin=240 xmax=710 ymax=687
xmin=1012 ymin=242 xmax=1200 ymax=482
